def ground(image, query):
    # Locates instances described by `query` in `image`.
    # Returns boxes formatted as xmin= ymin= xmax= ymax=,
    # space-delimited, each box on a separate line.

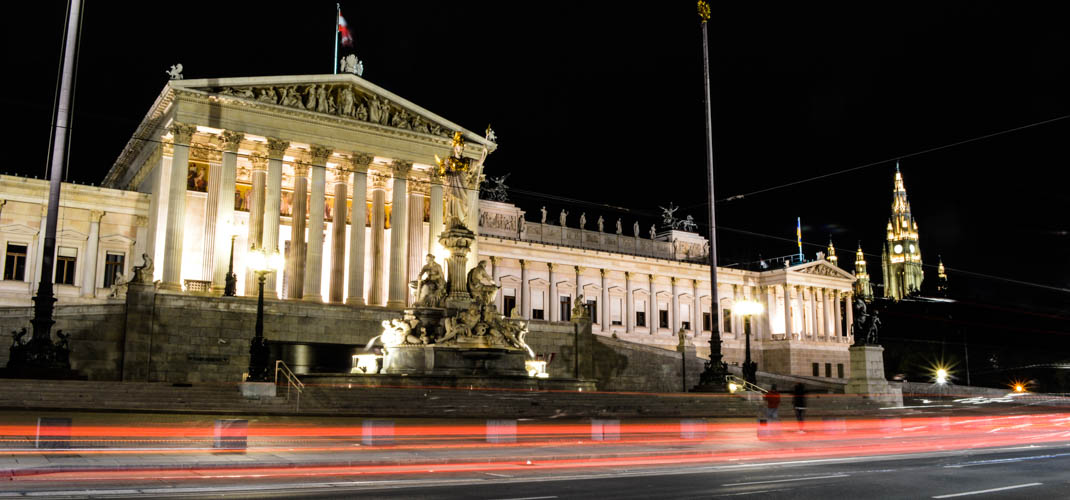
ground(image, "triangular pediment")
xmin=175 ymin=75 xmax=490 ymax=145
xmin=789 ymin=260 xmax=855 ymax=280
xmin=0 ymin=223 xmax=39 ymax=237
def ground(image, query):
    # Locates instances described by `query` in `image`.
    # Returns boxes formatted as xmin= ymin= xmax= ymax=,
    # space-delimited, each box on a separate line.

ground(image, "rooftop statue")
xmin=616 ymin=218 xmax=623 ymax=235
xmin=485 ymin=124 xmax=497 ymax=142
xmin=340 ymin=54 xmax=364 ymax=76
xmin=597 ymin=216 xmax=604 ymax=232
xmin=559 ymin=209 xmax=568 ymax=227
xmin=659 ymin=202 xmax=679 ymax=229
xmin=540 ymin=206 xmax=547 ymax=224
xmin=633 ymin=221 xmax=640 ymax=238
xmin=165 ymin=63 xmax=183 ymax=80
xmin=579 ymin=213 xmax=587 ymax=230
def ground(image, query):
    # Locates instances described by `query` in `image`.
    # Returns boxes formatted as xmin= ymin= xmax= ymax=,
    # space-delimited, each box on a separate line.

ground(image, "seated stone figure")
xmin=409 ymin=254 xmax=446 ymax=307
xmin=571 ymin=293 xmax=590 ymax=322
xmin=467 ymin=260 xmax=499 ymax=306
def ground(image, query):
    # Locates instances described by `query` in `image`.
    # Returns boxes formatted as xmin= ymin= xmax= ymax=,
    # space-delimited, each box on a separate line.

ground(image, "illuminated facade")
xmin=881 ymin=164 xmax=923 ymax=300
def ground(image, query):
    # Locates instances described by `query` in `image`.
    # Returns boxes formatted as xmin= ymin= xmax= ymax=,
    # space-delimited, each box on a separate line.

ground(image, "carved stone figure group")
xmin=218 ymin=84 xmax=451 ymax=138
xmin=409 ymin=254 xmax=446 ymax=307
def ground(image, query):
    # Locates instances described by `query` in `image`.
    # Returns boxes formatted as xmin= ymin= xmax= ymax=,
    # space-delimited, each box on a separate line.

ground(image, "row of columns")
xmin=770 ymin=284 xmax=851 ymax=340
xmin=156 ymin=123 xmax=440 ymax=309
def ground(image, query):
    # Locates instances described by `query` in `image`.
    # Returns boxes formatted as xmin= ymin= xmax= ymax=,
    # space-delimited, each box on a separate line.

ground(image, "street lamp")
xmin=246 ymin=248 xmax=282 ymax=383
xmin=223 ymin=223 xmax=240 ymax=297
xmin=735 ymin=299 xmax=764 ymax=385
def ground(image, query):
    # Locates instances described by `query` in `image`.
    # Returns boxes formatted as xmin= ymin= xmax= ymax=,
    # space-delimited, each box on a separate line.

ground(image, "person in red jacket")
xmin=763 ymin=384 xmax=781 ymax=420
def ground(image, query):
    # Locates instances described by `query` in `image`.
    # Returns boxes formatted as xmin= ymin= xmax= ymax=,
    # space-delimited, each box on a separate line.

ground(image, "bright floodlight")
xmin=935 ymin=368 xmax=949 ymax=385
xmin=1014 ymin=384 xmax=1025 ymax=393
xmin=728 ymin=382 xmax=738 ymax=393
xmin=735 ymin=300 xmax=764 ymax=316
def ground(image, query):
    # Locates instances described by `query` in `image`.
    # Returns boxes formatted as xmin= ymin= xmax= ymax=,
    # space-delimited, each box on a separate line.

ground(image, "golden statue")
xmin=435 ymin=131 xmax=487 ymax=230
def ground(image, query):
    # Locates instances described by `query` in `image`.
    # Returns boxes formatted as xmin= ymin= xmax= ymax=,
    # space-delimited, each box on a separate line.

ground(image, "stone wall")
xmin=0 ymin=303 xmax=126 ymax=380
xmin=592 ymin=336 xmax=705 ymax=393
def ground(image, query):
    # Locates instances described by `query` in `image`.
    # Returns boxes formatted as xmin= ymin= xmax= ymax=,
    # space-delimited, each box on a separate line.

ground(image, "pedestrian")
xmin=763 ymin=384 xmax=781 ymax=421
xmin=793 ymin=383 xmax=807 ymax=432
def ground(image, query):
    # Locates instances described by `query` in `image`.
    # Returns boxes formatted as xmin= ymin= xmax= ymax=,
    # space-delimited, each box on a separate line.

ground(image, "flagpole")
xmin=797 ymin=217 xmax=803 ymax=261
xmin=333 ymin=3 xmax=340 ymax=74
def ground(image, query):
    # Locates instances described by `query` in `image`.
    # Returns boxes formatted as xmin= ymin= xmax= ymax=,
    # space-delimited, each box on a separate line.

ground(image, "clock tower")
xmin=881 ymin=163 xmax=924 ymax=300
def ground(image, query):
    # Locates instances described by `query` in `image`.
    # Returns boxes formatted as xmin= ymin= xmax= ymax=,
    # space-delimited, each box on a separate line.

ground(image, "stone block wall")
xmin=761 ymin=341 xmax=851 ymax=380
xmin=592 ymin=336 xmax=705 ymax=393
xmin=0 ymin=303 xmax=126 ymax=380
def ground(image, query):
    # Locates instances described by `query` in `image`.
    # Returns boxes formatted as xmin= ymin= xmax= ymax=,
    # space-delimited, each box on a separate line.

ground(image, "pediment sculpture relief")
xmin=216 ymin=84 xmax=453 ymax=138
xmin=797 ymin=264 xmax=846 ymax=278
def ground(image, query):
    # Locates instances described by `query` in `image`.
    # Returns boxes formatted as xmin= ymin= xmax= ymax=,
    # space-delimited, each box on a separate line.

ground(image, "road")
xmin=2 ymin=443 xmax=1069 ymax=499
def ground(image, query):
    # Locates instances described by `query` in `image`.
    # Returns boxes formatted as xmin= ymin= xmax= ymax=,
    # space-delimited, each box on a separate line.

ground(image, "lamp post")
xmin=694 ymin=0 xmax=731 ymax=392
xmin=247 ymin=248 xmax=282 ymax=382
xmin=223 ymin=234 xmax=238 ymax=297
xmin=735 ymin=300 xmax=764 ymax=385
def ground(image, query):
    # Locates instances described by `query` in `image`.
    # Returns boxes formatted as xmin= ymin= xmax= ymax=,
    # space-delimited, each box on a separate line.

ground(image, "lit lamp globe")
xmin=735 ymin=299 xmax=764 ymax=386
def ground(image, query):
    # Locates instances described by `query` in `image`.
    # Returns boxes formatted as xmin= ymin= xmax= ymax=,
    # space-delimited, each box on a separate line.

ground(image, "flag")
xmin=796 ymin=217 xmax=803 ymax=257
xmin=338 ymin=10 xmax=353 ymax=47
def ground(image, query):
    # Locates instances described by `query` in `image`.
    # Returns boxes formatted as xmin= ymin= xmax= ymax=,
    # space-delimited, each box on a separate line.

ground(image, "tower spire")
xmin=937 ymin=255 xmax=948 ymax=296
xmin=826 ymin=235 xmax=838 ymax=266
xmin=854 ymin=242 xmax=873 ymax=300
xmin=882 ymin=163 xmax=924 ymax=300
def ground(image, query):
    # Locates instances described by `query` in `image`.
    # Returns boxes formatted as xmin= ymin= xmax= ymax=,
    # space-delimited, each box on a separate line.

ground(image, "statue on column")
xmin=435 ymin=132 xmax=487 ymax=230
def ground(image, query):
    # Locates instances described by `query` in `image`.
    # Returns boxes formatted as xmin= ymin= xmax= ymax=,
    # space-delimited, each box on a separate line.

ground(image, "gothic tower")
xmin=826 ymin=236 xmax=838 ymax=266
xmin=881 ymin=163 xmax=924 ymax=300
xmin=854 ymin=243 xmax=873 ymax=300
xmin=936 ymin=255 xmax=948 ymax=296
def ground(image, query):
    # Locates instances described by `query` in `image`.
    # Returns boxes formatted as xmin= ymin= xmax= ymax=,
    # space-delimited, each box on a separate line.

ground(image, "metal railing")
xmin=274 ymin=360 xmax=304 ymax=412
xmin=726 ymin=374 xmax=767 ymax=394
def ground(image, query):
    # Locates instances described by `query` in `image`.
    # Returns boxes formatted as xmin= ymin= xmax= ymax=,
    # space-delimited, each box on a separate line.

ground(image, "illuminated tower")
xmin=881 ymin=163 xmax=924 ymax=300
xmin=854 ymin=243 xmax=873 ymax=300
xmin=826 ymin=237 xmax=838 ymax=266
xmin=936 ymin=255 xmax=948 ymax=295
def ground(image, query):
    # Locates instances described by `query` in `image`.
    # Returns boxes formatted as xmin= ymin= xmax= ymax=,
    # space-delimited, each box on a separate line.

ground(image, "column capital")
xmin=670 ymin=276 xmax=677 ymax=286
xmin=169 ymin=122 xmax=196 ymax=144
xmin=489 ymin=255 xmax=497 ymax=264
xmin=310 ymin=144 xmax=332 ymax=165
xmin=220 ymin=130 xmax=244 ymax=152
xmin=391 ymin=160 xmax=414 ymax=176
xmin=519 ymin=259 xmax=526 ymax=269
xmin=292 ymin=162 xmax=309 ymax=177
xmin=89 ymin=210 xmax=105 ymax=223
xmin=329 ymin=168 xmax=349 ymax=186
xmin=249 ymin=153 xmax=268 ymax=171
xmin=409 ymin=179 xmax=430 ymax=196
xmin=575 ymin=265 xmax=584 ymax=274
xmin=349 ymin=152 xmax=374 ymax=172
xmin=190 ymin=142 xmax=211 ymax=162
xmin=546 ymin=262 xmax=553 ymax=271
xmin=135 ymin=215 xmax=149 ymax=227
xmin=370 ymin=171 xmax=390 ymax=190
xmin=266 ymin=137 xmax=289 ymax=160
xmin=648 ymin=273 xmax=655 ymax=283
xmin=600 ymin=268 xmax=606 ymax=278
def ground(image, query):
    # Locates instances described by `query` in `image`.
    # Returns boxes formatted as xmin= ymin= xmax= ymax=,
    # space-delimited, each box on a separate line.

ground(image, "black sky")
xmin=4 ymin=1 xmax=1069 ymax=311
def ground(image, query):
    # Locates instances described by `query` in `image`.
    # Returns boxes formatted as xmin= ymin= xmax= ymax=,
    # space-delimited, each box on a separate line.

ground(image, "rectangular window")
xmin=722 ymin=308 xmax=732 ymax=333
xmin=503 ymin=290 xmax=517 ymax=317
xmin=703 ymin=312 xmax=712 ymax=331
xmin=587 ymin=299 xmax=598 ymax=323
xmin=4 ymin=244 xmax=27 ymax=281
xmin=681 ymin=321 xmax=691 ymax=330
xmin=837 ymin=363 xmax=844 ymax=378
xmin=681 ymin=304 xmax=691 ymax=328
xmin=611 ymin=298 xmax=622 ymax=326
xmin=636 ymin=311 xmax=646 ymax=327
xmin=825 ymin=363 xmax=832 ymax=378
xmin=103 ymin=252 xmax=125 ymax=287
xmin=56 ymin=247 xmax=77 ymax=285
xmin=559 ymin=295 xmax=571 ymax=322
xmin=812 ymin=363 xmax=820 ymax=377
xmin=658 ymin=308 xmax=669 ymax=329
xmin=532 ymin=291 xmax=544 ymax=320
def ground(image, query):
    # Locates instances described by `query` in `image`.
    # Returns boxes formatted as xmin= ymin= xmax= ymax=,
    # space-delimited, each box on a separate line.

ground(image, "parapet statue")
xmin=540 ymin=206 xmax=547 ymax=224
xmin=165 ymin=63 xmax=183 ymax=80
xmin=579 ymin=213 xmax=587 ymax=230
xmin=597 ymin=216 xmax=604 ymax=232
xmin=559 ymin=209 xmax=568 ymax=227
xmin=649 ymin=224 xmax=657 ymax=240
xmin=616 ymin=218 xmax=623 ymax=235
xmin=633 ymin=221 xmax=640 ymax=238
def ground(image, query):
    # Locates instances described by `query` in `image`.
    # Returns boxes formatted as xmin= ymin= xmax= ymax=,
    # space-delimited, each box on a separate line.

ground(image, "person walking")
xmin=763 ymin=384 xmax=781 ymax=421
xmin=792 ymin=383 xmax=807 ymax=432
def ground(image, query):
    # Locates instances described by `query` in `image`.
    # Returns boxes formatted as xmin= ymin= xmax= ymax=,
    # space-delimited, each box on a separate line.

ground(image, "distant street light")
xmin=935 ymin=368 xmax=949 ymax=385
xmin=247 ymin=248 xmax=282 ymax=382
xmin=735 ymin=300 xmax=764 ymax=385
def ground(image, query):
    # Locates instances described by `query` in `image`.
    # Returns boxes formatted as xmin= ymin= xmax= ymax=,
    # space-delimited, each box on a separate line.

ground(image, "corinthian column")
xmin=346 ymin=153 xmax=373 ymax=306
xmin=262 ymin=137 xmax=289 ymax=298
xmin=161 ymin=122 xmax=195 ymax=291
xmin=405 ymin=180 xmax=427 ymax=306
xmin=670 ymin=276 xmax=679 ymax=334
xmin=601 ymin=269 xmax=609 ymax=331
xmin=287 ymin=158 xmax=309 ymax=300
xmin=244 ymin=152 xmax=267 ymax=294
xmin=368 ymin=171 xmax=388 ymax=306
xmin=520 ymin=260 xmax=529 ymax=319
xmin=304 ymin=144 xmax=330 ymax=302
xmin=387 ymin=161 xmax=412 ymax=309
xmin=548 ymin=263 xmax=557 ymax=322
xmin=82 ymin=210 xmax=103 ymax=297
xmin=329 ymin=167 xmax=349 ymax=303
xmin=428 ymin=171 xmax=444 ymax=258
xmin=624 ymin=272 xmax=632 ymax=332
xmin=198 ymin=144 xmax=222 ymax=283
xmin=211 ymin=130 xmax=242 ymax=293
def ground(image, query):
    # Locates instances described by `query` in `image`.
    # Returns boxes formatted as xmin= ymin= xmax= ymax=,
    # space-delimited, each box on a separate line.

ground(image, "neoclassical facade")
xmin=0 ymin=74 xmax=857 ymax=379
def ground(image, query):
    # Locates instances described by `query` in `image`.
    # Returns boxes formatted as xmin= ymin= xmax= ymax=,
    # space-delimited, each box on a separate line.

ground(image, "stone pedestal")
xmin=845 ymin=345 xmax=903 ymax=406
xmin=439 ymin=225 xmax=475 ymax=302
xmin=382 ymin=345 xmax=528 ymax=377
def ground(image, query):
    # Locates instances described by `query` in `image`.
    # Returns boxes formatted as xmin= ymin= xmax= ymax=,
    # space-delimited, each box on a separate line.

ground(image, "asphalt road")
xmin=5 ymin=443 xmax=1070 ymax=499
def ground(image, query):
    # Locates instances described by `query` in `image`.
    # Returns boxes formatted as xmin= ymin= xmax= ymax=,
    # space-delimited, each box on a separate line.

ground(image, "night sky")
xmin=4 ymin=2 xmax=1069 ymax=311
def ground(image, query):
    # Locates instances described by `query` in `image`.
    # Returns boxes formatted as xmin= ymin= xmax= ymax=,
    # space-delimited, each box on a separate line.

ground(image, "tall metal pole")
xmin=694 ymin=0 xmax=729 ymax=392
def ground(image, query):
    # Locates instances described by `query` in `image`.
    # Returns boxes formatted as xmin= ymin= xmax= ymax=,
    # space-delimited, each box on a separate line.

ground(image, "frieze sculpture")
xmin=435 ymin=132 xmax=488 ymax=229
xmin=409 ymin=254 xmax=446 ymax=307
xmin=166 ymin=63 xmax=183 ymax=80
xmin=216 ymin=83 xmax=454 ymax=138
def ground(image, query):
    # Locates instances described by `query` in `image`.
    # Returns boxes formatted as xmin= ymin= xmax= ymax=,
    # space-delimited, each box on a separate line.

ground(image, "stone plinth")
xmin=845 ymin=345 xmax=902 ymax=406
xmin=382 ymin=345 xmax=527 ymax=377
